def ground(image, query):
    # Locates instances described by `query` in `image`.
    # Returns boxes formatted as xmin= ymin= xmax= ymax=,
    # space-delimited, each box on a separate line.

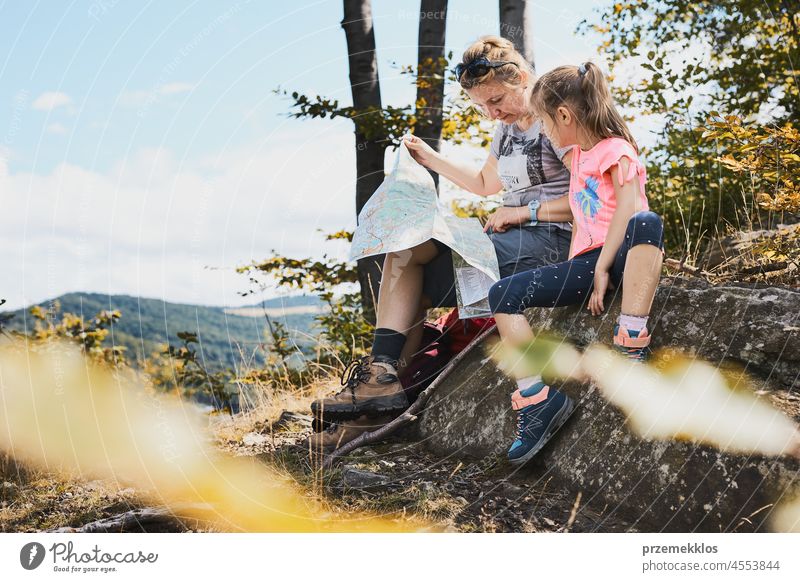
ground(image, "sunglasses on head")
xmin=453 ymin=57 xmax=519 ymax=81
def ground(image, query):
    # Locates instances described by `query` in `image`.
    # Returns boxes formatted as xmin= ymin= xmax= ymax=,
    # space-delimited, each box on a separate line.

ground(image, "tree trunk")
xmin=342 ymin=0 xmax=387 ymax=324
xmin=499 ymin=0 xmax=534 ymax=69
xmin=414 ymin=0 xmax=448 ymax=190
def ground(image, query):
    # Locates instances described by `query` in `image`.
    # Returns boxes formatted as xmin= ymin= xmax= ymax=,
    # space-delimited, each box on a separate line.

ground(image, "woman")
xmin=307 ymin=35 xmax=574 ymax=452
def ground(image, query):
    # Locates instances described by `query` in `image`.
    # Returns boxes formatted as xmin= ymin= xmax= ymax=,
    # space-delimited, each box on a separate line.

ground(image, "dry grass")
xmin=0 ymin=455 xmax=151 ymax=532
xmin=0 ymin=343 xmax=433 ymax=532
xmin=1 ymin=344 xmax=422 ymax=532
xmin=672 ymin=222 xmax=800 ymax=288
xmin=210 ymin=358 xmax=347 ymax=448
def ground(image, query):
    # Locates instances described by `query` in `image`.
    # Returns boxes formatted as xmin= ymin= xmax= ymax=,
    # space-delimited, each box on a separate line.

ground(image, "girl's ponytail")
xmin=580 ymin=62 xmax=638 ymax=152
xmin=531 ymin=61 xmax=638 ymax=152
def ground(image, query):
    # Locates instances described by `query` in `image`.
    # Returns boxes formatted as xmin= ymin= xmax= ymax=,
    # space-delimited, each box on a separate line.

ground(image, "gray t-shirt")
xmin=490 ymin=119 xmax=572 ymax=231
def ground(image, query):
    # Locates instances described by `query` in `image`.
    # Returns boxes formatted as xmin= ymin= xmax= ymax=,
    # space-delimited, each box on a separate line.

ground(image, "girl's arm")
xmin=403 ymin=135 xmax=503 ymax=197
xmin=588 ymin=157 xmax=645 ymax=315
xmin=569 ymin=221 xmax=577 ymax=258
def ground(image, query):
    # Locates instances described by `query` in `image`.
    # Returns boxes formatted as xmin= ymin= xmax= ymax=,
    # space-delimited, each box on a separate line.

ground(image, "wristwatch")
xmin=527 ymin=199 xmax=541 ymax=225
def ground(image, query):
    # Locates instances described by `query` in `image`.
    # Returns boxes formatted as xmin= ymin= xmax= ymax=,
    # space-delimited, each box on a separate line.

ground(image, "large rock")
xmin=415 ymin=277 xmax=800 ymax=532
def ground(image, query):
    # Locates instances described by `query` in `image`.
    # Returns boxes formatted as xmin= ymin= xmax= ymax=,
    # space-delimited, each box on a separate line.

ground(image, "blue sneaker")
xmin=507 ymin=382 xmax=575 ymax=465
xmin=613 ymin=324 xmax=652 ymax=363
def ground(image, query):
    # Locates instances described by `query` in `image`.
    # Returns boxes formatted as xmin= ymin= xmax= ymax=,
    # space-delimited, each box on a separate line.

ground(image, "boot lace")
xmin=337 ymin=356 xmax=372 ymax=405
xmin=514 ymin=413 xmax=525 ymax=441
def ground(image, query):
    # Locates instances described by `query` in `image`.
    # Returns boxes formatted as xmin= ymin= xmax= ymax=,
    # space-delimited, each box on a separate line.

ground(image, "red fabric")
xmin=433 ymin=308 xmax=495 ymax=355
xmin=398 ymin=308 xmax=495 ymax=403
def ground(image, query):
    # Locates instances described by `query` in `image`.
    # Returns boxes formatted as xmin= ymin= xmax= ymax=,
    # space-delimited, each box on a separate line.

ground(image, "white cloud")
xmin=0 ymin=125 xmax=359 ymax=311
xmin=0 ymin=147 xmax=9 ymax=180
xmin=32 ymin=91 xmax=73 ymax=112
xmin=158 ymin=82 xmax=196 ymax=95
xmin=119 ymin=82 xmax=197 ymax=107
xmin=46 ymin=123 xmax=68 ymax=135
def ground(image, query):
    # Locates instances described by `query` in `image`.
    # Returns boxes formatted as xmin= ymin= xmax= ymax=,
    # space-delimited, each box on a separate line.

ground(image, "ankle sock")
xmin=516 ymin=375 xmax=543 ymax=392
xmin=371 ymin=328 xmax=406 ymax=362
xmin=618 ymin=313 xmax=648 ymax=333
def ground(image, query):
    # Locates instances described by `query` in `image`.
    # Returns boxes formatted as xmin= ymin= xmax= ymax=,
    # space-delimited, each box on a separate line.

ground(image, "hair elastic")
xmin=578 ymin=63 xmax=588 ymax=77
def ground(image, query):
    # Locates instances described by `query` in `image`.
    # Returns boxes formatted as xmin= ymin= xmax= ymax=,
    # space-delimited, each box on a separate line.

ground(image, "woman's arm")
xmin=403 ymin=135 xmax=503 ymax=197
xmin=587 ymin=157 xmax=645 ymax=315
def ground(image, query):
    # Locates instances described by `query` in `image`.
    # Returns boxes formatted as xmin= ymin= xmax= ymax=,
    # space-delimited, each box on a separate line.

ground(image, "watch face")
xmin=528 ymin=199 xmax=539 ymax=222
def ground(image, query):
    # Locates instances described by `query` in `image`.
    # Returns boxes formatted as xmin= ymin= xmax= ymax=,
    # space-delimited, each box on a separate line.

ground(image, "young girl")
xmin=486 ymin=62 xmax=665 ymax=465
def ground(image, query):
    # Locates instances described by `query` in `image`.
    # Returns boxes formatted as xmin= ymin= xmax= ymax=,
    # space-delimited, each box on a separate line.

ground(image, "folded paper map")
xmin=350 ymin=139 xmax=500 ymax=318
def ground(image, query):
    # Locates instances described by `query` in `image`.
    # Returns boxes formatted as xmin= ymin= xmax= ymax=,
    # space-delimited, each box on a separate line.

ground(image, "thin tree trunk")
xmin=499 ymin=0 xmax=534 ymax=69
xmin=342 ymin=0 xmax=387 ymax=324
xmin=415 ymin=0 xmax=448 ymax=190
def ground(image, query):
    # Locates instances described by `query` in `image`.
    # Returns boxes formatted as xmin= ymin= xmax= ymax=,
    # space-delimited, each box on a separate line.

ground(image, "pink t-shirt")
xmin=568 ymin=137 xmax=649 ymax=258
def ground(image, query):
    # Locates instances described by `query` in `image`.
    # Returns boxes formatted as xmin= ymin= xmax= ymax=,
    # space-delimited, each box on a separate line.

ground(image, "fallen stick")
xmin=321 ymin=324 xmax=498 ymax=469
xmin=663 ymin=258 xmax=714 ymax=279
xmin=734 ymin=261 xmax=789 ymax=277
xmin=47 ymin=503 xmax=214 ymax=533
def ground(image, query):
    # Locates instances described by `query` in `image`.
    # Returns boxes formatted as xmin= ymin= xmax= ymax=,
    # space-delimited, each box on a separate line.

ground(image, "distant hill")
xmin=1 ymin=292 xmax=324 ymax=369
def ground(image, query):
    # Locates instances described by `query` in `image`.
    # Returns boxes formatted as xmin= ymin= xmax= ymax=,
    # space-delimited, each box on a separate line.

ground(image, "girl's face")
xmin=540 ymin=105 xmax=579 ymax=149
xmin=465 ymin=78 xmax=531 ymax=124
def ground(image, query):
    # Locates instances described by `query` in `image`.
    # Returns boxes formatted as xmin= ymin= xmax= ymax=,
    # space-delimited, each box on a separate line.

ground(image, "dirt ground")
xmin=2 ymin=409 xmax=634 ymax=533
xmin=216 ymin=411 xmax=636 ymax=533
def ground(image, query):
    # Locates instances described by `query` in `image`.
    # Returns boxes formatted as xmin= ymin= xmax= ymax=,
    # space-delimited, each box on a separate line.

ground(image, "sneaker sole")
xmin=310 ymin=393 xmax=409 ymax=421
xmin=508 ymin=396 xmax=576 ymax=466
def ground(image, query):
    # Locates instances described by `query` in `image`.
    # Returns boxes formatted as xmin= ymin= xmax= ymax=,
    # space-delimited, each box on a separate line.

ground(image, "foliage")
xmin=2 ymin=300 xmax=127 ymax=368
xmin=0 ymin=298 xmax=245 ymax=412
xmin=580 ymin=1 xmax=799 ymax=269
xmin=703 ymin=116 xmax=800 ymax=215
xmin=449 ymin=198 xmax=498 ymax=223
xmin=238 ymin=231 xmax=373 ymax=368
xmin=278 ymin=54 xmax=494 ymax=149
xmin=157 ymin=331 xmax=234 ymax=414
xmin=1 ymin=292 xmax=321 ymax=371
xmin=697 ymin=115 xmax=800 ymax=280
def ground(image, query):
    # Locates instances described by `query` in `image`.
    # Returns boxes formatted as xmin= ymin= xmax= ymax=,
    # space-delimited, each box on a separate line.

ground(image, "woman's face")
xmin=465 ymin=79 xmax=531 ymax=124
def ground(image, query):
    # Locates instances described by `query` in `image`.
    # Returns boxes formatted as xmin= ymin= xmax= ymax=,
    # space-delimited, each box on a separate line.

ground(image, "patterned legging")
xmin=488 ymin=211 xmax=665 ymax=315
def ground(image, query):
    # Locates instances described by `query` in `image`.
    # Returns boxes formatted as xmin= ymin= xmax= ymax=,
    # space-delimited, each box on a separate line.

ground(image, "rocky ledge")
xmin=414 ymin=277 xmax=800 ymax=532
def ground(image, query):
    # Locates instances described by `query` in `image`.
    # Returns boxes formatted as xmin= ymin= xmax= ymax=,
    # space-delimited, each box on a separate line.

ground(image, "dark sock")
xmin=371 ymin=328 xmax=406 ymax=363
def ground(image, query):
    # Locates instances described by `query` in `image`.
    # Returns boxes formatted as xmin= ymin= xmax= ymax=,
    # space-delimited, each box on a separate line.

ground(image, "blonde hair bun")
xmin=458 ymin=35 xmax=532 ymax=89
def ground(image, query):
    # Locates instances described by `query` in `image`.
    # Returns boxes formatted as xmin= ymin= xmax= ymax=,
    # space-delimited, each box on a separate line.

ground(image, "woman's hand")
xmin=588 ymin=268 xmax=610 ymax=316
xmin=403 ymin=135 xmax=439 ymax=168
xmin=483 ymin=206 xmax=528 ymax=233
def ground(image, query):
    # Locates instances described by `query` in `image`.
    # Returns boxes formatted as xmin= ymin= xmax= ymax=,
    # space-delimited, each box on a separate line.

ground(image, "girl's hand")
xmin=403 ymin=135 xmax=438 ymax=168
xmin=588 ymin=269 xmax=610 ymax=315
xmin=483 ymin=206 xmax=529 ymax=233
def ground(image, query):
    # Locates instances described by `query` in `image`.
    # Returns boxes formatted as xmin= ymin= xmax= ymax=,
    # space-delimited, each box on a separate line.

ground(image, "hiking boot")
xmin=507 ymin=382 xmax=574 ymax=465
xmin=613 ymin=324 xmax=652 ymax=363
xmin=310 ymin=355 xmax=409 ymax=421
xmin=304 ymin=414 xmax=391 ymax=455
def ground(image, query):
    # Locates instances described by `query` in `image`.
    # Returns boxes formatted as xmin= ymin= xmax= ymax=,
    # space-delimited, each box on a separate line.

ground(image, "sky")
xmin=0 ymin=0 xmax=613 ymax=310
